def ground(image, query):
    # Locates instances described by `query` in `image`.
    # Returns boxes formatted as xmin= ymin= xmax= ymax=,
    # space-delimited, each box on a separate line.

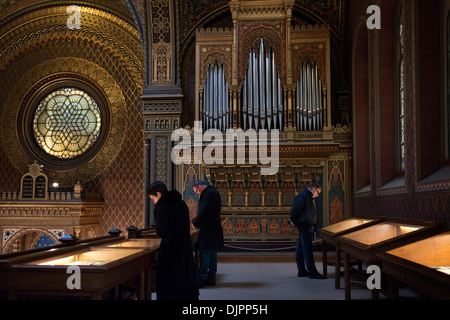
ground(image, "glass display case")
xmin=341 ymin=222 xmax=423 ymax=247
xmin=321 ymin=218 xmax=381 ymax=236
xmin=106 ymin=238 xmax=161 ymax=249
xmin=0 ymin=246 xmax=156 ymax=300
xmin=319 ymin=217 xmax=384 ymax=288
xmin=379 ymin=231 xmax=450 ymax=299
xmin=30 ymin=247 xmax=144 ymax=266
xmin=335 ymin=219 xmax=441 ymax=300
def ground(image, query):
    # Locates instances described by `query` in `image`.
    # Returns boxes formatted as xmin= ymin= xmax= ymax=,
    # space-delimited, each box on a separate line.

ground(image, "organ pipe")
xmin=202 ymin=45 xmax=324 ymax=133
xmin=295 ymin=59 xmax=324 ymax=131
xmin=203 ymin=63 xmax=230 ymax=132
xmin=242 ymin=38 xmax=284 ymax=131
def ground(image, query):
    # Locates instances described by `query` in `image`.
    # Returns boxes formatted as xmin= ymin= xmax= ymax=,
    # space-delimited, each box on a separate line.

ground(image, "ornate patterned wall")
xmin=176 ymin=123 xmax=352 ymax=250
xmin=180 ymin=0 xmax=345 ymax=43
xmin=0 ymin=1 xmax=145 ymax=236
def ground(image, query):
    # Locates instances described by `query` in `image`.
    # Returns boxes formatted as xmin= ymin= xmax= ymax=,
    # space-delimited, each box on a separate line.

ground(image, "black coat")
xmin=290 ymin=187 xmax=317 ymax=232
xmin=155 ymin=190 xmax=199 ymax=300
xmin=192 ymin=186 xmax=224 ymax=250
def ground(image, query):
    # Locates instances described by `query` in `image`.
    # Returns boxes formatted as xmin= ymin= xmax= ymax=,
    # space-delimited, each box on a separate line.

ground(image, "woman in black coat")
xmin=148 ymin=181 xmax=199 ymax=300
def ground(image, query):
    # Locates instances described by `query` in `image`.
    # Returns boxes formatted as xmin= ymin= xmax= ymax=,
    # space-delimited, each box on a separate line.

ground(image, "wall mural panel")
xmin=328 ymin=159 xmax=345 ymax=225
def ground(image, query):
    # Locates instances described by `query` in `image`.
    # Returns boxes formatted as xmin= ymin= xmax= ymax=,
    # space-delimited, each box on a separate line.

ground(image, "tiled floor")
xmin=152 ymin=252 xmax=419 ymax=301
xmin=197 ymin=261 xmax=376 ymax=300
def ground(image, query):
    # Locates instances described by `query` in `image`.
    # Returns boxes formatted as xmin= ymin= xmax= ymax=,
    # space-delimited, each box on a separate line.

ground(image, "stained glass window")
xmin=447 ymin=11 xmax=450 ymax=158
xmin=33 ymin=88 xmax=102 ymax=159
xmin=399 ymin=17 xmax=406 ymax=171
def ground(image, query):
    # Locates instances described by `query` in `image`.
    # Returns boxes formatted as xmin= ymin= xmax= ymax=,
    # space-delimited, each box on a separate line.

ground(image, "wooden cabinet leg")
xmin=322 ymin=240 xmax=327 ymax=277
xmin=335 ymin=246 xmax=341 ymax=289
xmin=344 ymin=252 xmax=351 ymax=300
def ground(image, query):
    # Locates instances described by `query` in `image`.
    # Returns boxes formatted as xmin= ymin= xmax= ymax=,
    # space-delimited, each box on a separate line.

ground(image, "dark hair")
xmin=147 ymin=181 xmax=168 ymax=196
xmin=308 ymin=180 xmax=322 ymax=190
xmin=192 ymin=180 xmax=207 ymax=188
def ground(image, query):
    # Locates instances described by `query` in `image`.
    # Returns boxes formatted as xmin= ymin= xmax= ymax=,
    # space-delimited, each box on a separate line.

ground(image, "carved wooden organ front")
xmin=195 ymin=0 xmax=331 ymax=133
xmin=188 ymin=0 xmax=351 ymax=246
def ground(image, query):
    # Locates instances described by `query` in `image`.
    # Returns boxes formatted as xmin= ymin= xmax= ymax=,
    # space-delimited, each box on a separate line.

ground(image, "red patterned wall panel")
xmin=354 ymin=25 xmax=370 ymax=190
xmin=379 ymin=0 xmax=396 ymax=185
xmin=419 ymin=0 xmax=442 ymax=179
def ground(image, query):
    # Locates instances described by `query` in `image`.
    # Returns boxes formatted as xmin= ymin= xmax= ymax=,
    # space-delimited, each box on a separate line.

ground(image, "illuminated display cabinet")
xmin=379 ymin=231 xmax=450 ymax=300
xmin=335 ymin=219 xmax=442 ymax=300
xmin=0 ymin=239 xmax=157 ymax=300
xmin=106 ymin=238 xmax=161 ymax=249
xmin=319 ymin=217 xmax=385 ymax=288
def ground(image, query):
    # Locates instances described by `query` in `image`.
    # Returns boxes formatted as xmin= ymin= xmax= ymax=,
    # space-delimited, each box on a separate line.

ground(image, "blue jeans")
xmin=197 ymin=249 xmax=218 ymax=283
xmin=295 ymin=226 xmax=318 ymax=273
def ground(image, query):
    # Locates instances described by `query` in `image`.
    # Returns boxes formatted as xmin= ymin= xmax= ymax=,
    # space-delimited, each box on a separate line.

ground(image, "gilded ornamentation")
xmin=292 ymin=42 xmax=327 ymax=81
xmin=238 ymin=20 xmax=286 ymax=84
xmin=152 ymin=42 xmax=172 ymax=85
xmin=155 ymin=136 xmax=168 ymax=183
xmin=0 ymin=6 xmax=143 ymax=74
xmin=150 ymin=0 xmax=173 ymax=85
xmin=1 ymin=57 xmax=128 ymax=187
xmin=143 ymin=102 xmax=181 ymax=112
xmin=196 ymin=28 xmax=233 ymax=89
xmin=2 ymin=229 xmax=20 ymax=246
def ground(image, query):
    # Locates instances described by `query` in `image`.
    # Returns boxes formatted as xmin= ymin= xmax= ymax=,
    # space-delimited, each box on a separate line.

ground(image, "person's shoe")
xmin=308 ymin=271 xmax=326 ymax=279
xmin=297 ymin=270 xmax=309 ymax=277
xmin=197 ymin=281 xmax=204 ymax=289
xmin=204 ymin=279 xmax=216 ymax=286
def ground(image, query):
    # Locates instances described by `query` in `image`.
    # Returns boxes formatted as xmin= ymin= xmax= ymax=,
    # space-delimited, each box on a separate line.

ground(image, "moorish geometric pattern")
xmin=0 ymin=3 xmax=145 ymax=237
xmin=33 ymin=88 xmax=102 ymax=159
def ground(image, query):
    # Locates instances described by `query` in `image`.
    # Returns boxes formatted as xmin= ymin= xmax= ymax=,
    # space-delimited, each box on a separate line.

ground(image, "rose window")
xmin=33 ymin=88 xmax=102 ymax=159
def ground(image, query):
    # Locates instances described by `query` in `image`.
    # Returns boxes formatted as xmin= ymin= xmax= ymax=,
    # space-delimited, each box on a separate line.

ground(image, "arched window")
xmin=447 ymin=10 xmax=450 ymax=159
xmin=398 ymin=8 xmax=406 ymax=171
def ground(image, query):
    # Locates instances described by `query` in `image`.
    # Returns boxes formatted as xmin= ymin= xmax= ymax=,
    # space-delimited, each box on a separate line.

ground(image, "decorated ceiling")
xmin=180 ymin=0 xmax=345 ymax=42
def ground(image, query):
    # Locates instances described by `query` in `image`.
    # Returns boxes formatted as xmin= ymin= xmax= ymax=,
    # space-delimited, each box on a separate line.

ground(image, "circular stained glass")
xmin=33 ymin=88 xmax=102 ymax=159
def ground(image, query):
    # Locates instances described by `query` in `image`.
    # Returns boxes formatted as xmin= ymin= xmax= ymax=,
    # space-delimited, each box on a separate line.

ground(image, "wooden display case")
xmin=131 ymin=226 xmax=200 ymax=269
xmin=106 ymin=238 xmax=161 ymax=249
xmin=336 ymin=219 xmax=442 ymax=300
xmin=319 ymin=217 xmax=384 ymax=288
xmin=378 ymin=231 xmax=450 ymax=299
xmin=0 ymin=245 xmax=156 ymax=300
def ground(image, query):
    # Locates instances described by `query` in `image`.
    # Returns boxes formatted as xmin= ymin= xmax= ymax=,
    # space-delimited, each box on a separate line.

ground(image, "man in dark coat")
xmin=290 ymin=181 xmax=326 ymax=279
xmin=148 ymin=181 xmax=199 ymax=300
xmin=192 ymin=180 xmax=224 ymax=287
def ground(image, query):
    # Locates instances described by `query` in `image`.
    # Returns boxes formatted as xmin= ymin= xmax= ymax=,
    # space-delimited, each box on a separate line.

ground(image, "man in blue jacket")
xmin=192 ymin=180 xmax=224 ymax=287
xmin=290 ymin=181 xmax=326 ymax=279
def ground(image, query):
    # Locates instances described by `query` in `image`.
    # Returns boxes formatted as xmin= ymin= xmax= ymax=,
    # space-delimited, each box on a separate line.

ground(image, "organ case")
xmin=195 ymin=1 xmax=332 ymax=133
xmin=186 ymin=0 xmax=350 ymax=247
